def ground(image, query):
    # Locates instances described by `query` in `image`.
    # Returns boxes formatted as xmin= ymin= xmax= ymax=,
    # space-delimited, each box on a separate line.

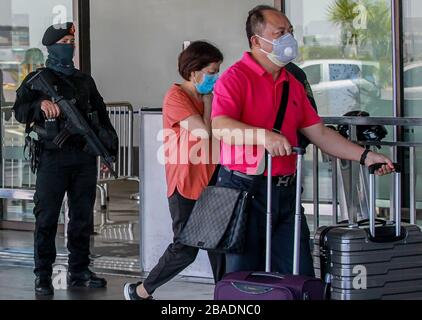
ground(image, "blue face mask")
xmin=195 ymin=72 xmax=219 ymax=95
xmin=257 ymin=33 xmax=298 ymax=67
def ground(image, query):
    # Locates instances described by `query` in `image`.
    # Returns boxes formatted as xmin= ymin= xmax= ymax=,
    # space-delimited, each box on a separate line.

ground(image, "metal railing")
xmin=311 ymin=116 xmax=422 ymax=230
xmin=0 ymin=107 xmax=37 ymax=206
xmin=96 ymin=102 xmax=139 ymax=228
xmin=95 ymin=222 xmax=136 ymax=242
xmin=97 ymin=101 xmax=135 ymax=180
xmin=1 ymin=107 xmax=35 ymax=190
xmin=1 ymin=102 xmax=138 ymax=190
xmin=0 ymin=103 xmax=140 ymax=229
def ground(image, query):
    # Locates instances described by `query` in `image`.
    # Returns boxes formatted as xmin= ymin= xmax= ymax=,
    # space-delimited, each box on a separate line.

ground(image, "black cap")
xmin=42 ymin=22 xmax=75 ymax=46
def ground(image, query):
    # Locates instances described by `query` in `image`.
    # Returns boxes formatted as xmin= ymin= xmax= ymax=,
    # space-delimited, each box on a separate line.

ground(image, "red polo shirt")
xmin=211 ymin=52 xmax=321 ymax=176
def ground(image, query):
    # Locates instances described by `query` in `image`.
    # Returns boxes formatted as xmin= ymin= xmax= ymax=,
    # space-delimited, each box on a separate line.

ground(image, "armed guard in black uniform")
xmin=13 ymin=22 xmax=118 ymax=296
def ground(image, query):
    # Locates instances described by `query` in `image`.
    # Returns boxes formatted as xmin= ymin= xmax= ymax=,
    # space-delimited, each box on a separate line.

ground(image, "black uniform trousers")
xmin=33 ymin=148 xmax=97 ymax=277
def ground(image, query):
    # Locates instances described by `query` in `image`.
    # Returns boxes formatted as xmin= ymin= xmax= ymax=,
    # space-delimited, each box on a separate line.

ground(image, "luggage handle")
xmin=292 ymin=147 xmax=306 ymax=155
xmin=369 ymin=163 xmax=401 ymax=174
xmin=339 ymin=218 xmax=387 ymax=227
xmin=250 ymin=272 xmax=286 ymax=280
xmin=356 ymin=218 xmax=388 ymax=227
xmin=368 ymin=162 xmax=402 ymax=238
xmin=265 ymin=147 xmax=306 ymax=276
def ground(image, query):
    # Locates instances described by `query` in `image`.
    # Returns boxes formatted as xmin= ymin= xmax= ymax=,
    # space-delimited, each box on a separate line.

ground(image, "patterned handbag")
xmin=178 ymin=186 xmax=250 ymax=253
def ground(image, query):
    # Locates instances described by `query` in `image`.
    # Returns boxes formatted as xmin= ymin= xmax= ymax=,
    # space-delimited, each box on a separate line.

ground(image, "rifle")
xmin=27 ymin=69 xmax=118 ymax=178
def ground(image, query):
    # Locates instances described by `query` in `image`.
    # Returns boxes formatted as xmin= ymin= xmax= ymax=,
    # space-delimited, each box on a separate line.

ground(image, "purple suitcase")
xmin=214 ymin=148 xmax=324 ymax=300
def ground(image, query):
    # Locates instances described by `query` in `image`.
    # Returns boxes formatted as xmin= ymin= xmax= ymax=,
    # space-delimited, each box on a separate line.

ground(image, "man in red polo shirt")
xmin=212 ymin=5 xmax=394 ymax=276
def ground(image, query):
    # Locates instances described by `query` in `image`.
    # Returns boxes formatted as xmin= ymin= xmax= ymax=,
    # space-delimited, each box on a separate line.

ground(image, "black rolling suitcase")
xmin=314 ymin=163 xmax=422 ymax=300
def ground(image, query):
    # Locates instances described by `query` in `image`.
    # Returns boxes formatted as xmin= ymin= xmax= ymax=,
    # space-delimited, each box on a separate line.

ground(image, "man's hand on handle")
xmin=364 ymin=151 xmax=395 ymax=176
xmin=263 ymin=130 xmax=292 ymax=157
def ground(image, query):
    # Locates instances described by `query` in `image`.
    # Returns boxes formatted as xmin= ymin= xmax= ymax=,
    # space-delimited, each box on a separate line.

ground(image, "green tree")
xmin=327 ymin=0 xmax=362 ymax=57
xmin=327 ymin=0 xmax=392 ymax=88
xmin=359 ymin=0 xmax=392 ymax=88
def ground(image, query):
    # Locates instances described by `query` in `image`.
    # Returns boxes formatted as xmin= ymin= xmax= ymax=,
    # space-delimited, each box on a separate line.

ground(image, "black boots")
xmin=35 ymin=276 xmax=54 ymax=296
xmin=35 ymin=269 xmax=107 ymax=296
xmin=67 ymin=270 xmax=107 ymax=288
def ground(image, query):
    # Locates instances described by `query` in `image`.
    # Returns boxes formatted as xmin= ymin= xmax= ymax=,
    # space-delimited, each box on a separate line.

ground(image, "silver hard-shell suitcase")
xmin=314 ymin=163 xmax=422 ymax=300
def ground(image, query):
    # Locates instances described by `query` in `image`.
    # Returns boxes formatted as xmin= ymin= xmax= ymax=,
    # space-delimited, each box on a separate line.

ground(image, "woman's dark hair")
xmin=178 ymin=41 xmax=223 ymax=81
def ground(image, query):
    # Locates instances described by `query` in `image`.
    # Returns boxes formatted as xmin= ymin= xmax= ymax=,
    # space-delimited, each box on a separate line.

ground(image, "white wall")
xmin=90 ymin=0 xmax=273 ymax=108
xmin=140 ymin=112 xmax=215 ymax=278
xmin=90 ymin=0 xmax=275 ymax=278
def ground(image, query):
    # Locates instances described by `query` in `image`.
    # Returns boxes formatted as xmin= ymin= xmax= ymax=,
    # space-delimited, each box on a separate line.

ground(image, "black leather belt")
xmin=223 ymin=166 xmax=296 ymax=187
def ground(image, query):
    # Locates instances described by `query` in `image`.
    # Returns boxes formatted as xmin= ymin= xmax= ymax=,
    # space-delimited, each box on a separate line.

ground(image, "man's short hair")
xmin=246 ymin=5 xmax=282 ymax=49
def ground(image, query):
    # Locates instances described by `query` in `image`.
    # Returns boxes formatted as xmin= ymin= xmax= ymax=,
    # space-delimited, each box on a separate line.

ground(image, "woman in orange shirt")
xmin=124 ymin=41 xmax=224 ymax=300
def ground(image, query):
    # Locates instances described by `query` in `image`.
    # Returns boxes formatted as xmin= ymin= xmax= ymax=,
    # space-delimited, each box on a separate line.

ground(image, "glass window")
xmin=287 ymin=0 xmax=393 ymax=117
xmin=0 ymin=0 xmax=74 ymax=223
xmin=403 ymin=0 xmax=422 ymax=219
xmin=303 ymin=64 xmax=322 ymax=85
xmin=361 ymin=64 xmax=379 ymax=86
xmin=285 ymin=0 xmax=393 ymax=230
xmin=404 ymin=66 xmax=422 ymax=88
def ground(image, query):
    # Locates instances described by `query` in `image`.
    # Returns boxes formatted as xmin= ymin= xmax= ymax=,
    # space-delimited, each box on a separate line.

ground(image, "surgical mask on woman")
xmin=256 ymin=33 xmax=298 ymax=67
xmin=194 ymin=72 xmax=219 ymax=95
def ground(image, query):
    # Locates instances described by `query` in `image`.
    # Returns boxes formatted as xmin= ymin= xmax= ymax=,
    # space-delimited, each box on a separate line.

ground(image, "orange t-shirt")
xmin=162 ymin=84 xmax=217 ymax=200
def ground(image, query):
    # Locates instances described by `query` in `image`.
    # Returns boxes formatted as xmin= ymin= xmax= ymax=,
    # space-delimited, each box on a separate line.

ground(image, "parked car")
xmin=299 ymin=59 xmax=380 ymax=116
xmin=381 ymin=62 xmax=422 ymax=101
xmin=403 ymin=62 xmax=422 ymax=99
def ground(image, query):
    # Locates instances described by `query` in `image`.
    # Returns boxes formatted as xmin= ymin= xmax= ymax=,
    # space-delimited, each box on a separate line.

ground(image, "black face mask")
xmin=46 ymin=44 xmax=76 ymax=76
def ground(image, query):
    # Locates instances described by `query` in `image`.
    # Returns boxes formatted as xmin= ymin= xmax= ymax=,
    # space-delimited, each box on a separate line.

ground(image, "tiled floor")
xmin=0 ymin=265 xmax=214 ymax=300
xmin=0 ymin=180 xmax=215 ymax=300
xmin=1 ymin=180 xmax=141 ymax=262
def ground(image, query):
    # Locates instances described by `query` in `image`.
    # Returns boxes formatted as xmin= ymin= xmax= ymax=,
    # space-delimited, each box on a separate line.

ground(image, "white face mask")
xmin=256 ymin=33 xmax=298 ymax=67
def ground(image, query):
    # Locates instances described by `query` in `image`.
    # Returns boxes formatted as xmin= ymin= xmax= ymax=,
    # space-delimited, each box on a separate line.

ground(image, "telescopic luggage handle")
xmin=293 ymin=147 xmax=305 ymax=275
xmin=265 ymin=147 xmax=306 ymax=275
xmin=368 ymin=163 xmax=402 ymax=238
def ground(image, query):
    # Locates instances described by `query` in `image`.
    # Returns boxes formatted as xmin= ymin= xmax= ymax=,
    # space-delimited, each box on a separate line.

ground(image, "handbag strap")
xmin=249 ymin=79 xmax=290 ymax=193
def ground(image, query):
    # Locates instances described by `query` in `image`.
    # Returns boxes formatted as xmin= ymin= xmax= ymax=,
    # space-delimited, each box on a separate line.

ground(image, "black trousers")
xmin=33 ymin=148 xmax=97 ymax=277
xmin=143 ymin=190 xmax=225 ymax=295
xmin=216 ymin=167 xmax=315 ymax=276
